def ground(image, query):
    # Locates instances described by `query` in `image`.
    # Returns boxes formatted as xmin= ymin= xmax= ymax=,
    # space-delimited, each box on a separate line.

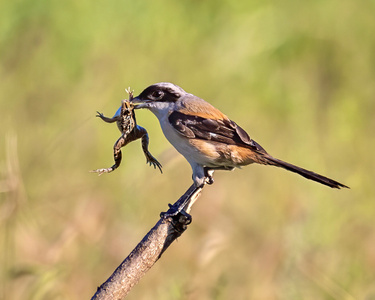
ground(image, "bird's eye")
xmin=150 ymin=90 xmax=164 ymax=100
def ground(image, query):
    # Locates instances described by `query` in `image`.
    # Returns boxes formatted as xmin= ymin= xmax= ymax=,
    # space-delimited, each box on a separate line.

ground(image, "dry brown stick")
xmin=91 ymin=183 xmax=204 ymax=300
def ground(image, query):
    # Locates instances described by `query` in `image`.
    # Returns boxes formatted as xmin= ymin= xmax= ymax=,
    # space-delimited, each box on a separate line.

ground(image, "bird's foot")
xmin=160 ymin=203 xmax=192 ymax=225
xmin=204 ymin=168 xmax=215 ymax=185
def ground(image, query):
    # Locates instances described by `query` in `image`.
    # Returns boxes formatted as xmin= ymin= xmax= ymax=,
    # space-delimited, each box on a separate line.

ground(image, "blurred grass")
xmin=1 ymin=0 xmax=375 ymax=299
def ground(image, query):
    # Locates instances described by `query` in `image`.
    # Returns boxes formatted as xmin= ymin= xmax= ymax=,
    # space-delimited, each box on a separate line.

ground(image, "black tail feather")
xmin=264 ymin=155 xmax=349 ymax=189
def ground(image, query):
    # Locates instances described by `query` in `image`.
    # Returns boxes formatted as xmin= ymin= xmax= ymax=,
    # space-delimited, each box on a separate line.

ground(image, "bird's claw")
xmin=160 ymin=207 xmax=192 ymax=225
xmin=205 ymin=176 xmax=214 ymax=185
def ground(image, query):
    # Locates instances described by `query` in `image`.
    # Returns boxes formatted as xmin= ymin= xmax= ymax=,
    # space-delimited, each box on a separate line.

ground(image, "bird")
xmin=130 ymin=82 xmax=348 ymax=189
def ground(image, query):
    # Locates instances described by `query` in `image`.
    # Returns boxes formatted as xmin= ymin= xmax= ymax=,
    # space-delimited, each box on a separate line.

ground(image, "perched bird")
xmin=130 ymin=82 xmax=348 ymax=189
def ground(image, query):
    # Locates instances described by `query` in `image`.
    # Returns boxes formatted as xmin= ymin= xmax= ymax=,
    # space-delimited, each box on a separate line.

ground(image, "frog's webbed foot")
xmin=96 ymin=111 xmax=119 ymax=123
xmin=145 ymin=153 xmax=163 ymax=173
xmin=90 ymin=166 xmax=117 ymax=175
xmin=136 ymin=126 xmax=163 ymax=173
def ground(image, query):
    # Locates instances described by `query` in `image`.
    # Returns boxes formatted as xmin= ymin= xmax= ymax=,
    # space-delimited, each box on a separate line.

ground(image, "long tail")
xmin=262 ymin=155 xmax=349 ymax=189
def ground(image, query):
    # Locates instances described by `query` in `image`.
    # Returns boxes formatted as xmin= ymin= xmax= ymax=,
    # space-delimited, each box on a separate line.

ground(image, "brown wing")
xmin=168 ymin=111 xmax=267 ymax=153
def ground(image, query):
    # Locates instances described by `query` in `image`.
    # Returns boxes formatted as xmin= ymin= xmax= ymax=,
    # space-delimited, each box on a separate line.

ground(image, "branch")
xmin=91 ymin=183 xmax=204 ymax=300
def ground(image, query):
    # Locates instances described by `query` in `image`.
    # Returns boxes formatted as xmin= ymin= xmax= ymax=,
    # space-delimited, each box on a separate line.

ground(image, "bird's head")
xmin=131 ymin=82 xmax=186 ymax=112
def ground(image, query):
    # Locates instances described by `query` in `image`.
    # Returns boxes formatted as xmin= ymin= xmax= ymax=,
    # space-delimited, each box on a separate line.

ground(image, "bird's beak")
xmin=112 ymin=96 xmax=148 ymax=117
xmin=131 ymin=96 xmax=150 ymax=109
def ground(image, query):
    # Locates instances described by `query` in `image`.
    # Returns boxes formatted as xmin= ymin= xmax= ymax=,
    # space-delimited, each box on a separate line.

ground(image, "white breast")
xmin=156 ymin=114 xmax=215 ymax=168
xmin=146 ymin=102 xmax=221 ymax=167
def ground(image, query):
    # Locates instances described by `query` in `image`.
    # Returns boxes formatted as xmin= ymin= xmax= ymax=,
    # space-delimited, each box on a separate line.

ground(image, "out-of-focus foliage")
xmin=1 ymin=0 xmax=374 ymax=299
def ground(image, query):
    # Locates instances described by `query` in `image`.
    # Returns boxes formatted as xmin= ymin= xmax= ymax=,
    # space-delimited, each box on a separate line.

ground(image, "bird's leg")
xmin=160 ymin=184 xmax=203 ymax=223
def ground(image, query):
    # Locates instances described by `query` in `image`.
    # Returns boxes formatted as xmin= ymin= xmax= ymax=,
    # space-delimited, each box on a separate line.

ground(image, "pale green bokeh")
xmin=1 ymin=0 xmax=374 ymax=299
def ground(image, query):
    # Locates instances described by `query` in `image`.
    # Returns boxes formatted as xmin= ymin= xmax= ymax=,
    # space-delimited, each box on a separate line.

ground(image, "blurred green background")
xmin=1 ymin=0 xmax=374 ymax=299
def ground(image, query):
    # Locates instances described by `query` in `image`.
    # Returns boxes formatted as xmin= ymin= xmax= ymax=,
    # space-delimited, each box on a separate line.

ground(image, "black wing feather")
xmin=172 ymin=117 xmax=195 ymax=138
xmin=168 ymin=111 xmax=256 ymax=148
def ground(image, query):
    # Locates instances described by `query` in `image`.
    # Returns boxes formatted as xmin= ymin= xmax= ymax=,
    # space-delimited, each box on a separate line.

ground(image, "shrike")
xmin=130 ymin=82 xmax=348 ymax=189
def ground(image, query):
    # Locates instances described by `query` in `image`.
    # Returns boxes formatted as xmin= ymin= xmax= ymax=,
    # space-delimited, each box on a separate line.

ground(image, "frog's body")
xmin=92 ymin=90 xmax=162 ymax=175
